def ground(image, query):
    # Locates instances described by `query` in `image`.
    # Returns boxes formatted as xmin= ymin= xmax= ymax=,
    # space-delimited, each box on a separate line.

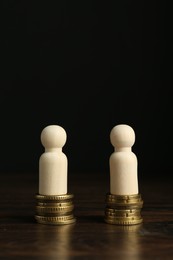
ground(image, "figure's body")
xmin=39 ymin=125 xmax=67 ymax=195
xmin=109 ymin=124 xmax=138 ymax=195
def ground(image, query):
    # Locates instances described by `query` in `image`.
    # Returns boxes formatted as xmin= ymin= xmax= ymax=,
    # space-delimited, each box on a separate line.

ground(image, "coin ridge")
xmin=37 ymin=201 xmax=73 ymax=206
xmin=106 ymin=203 xmax=143 ymax=209
xmin=35 ymin=193 xmax=74 ymax=201
xmin=106 ymin=193 xmax=142 ymax=199
xmin=105 ymin=210 xmax=141 ymax=217
xmin=36 ymin=205 xmax=74 ymax=214
xmin=35 ymin=216 xmax=76 ymax=225
xmin=104 ymin=217 xmax=143 ymax=225
xmin=35 ymin=214 xmax=74 ymax=222
xmin=106 ymin=193 xmax=143 ymax=204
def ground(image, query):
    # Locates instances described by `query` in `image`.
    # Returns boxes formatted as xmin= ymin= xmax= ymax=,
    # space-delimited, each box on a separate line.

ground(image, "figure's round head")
xmin=41 ymin=125 xmax=67 ymax=148
xmin=110 ymin=124 xmax=135 ymax=148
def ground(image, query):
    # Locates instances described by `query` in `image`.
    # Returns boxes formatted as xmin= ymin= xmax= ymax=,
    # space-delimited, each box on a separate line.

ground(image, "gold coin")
xmin=35 ymin=214 xmax=76 ymax=225
xmin=106 ymin=202 xmax=143 ymax=209
xmin=37 ymin=201 xmax=73 ymax=207
xmin=106 ymin=193 xmax=141 ymax=200
xmin=106 ymin=193 xmax=143 ymax=204
xmin=105 ymin=215 xmax=142 ymax=221
xmin=107 ymin=201 xmax=144 ymax=207
xmin=104 ymin=217 xmax=143 ymax=225
xmin=36 ymin=204 xmax=74 ymax=214
xmin=35 ymin=193 xmax=74 ymax=201
xmin=105 ymin=207 xmax=140 ymax=213
xmin=105 ymin=208 xmax=141 ymax=217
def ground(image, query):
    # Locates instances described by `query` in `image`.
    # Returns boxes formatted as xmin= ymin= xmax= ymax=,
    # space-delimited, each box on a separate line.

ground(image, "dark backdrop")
xmin=1 ymin=1 xmax=172 ymax=179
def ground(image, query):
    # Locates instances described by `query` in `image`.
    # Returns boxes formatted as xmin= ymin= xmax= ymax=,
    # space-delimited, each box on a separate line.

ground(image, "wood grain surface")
xmin=0 ymin=172 xmax=173 ymax=259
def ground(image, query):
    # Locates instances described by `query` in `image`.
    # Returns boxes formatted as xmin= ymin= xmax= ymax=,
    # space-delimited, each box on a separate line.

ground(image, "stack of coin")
xmin=104 ymin=193 xmax=143 ymax=225
xmin=35 ymin=193 xmax=76 ymax=225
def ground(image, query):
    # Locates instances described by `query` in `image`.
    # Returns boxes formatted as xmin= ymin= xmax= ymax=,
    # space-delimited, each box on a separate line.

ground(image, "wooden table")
xmin=0 ymin=172 xmax=173 ymax=259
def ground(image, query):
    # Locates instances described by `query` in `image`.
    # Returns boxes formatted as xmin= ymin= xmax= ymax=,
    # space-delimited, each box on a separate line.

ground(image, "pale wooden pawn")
xmin=39 ymin=125 xmax=68 ymax=195
xmin=109 ymin=124 xmax=138 ymax=195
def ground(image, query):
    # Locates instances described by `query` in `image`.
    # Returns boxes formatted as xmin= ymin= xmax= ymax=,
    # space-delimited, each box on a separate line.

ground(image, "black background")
xmin=1 ymin=1 xmax=172 ymax=179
